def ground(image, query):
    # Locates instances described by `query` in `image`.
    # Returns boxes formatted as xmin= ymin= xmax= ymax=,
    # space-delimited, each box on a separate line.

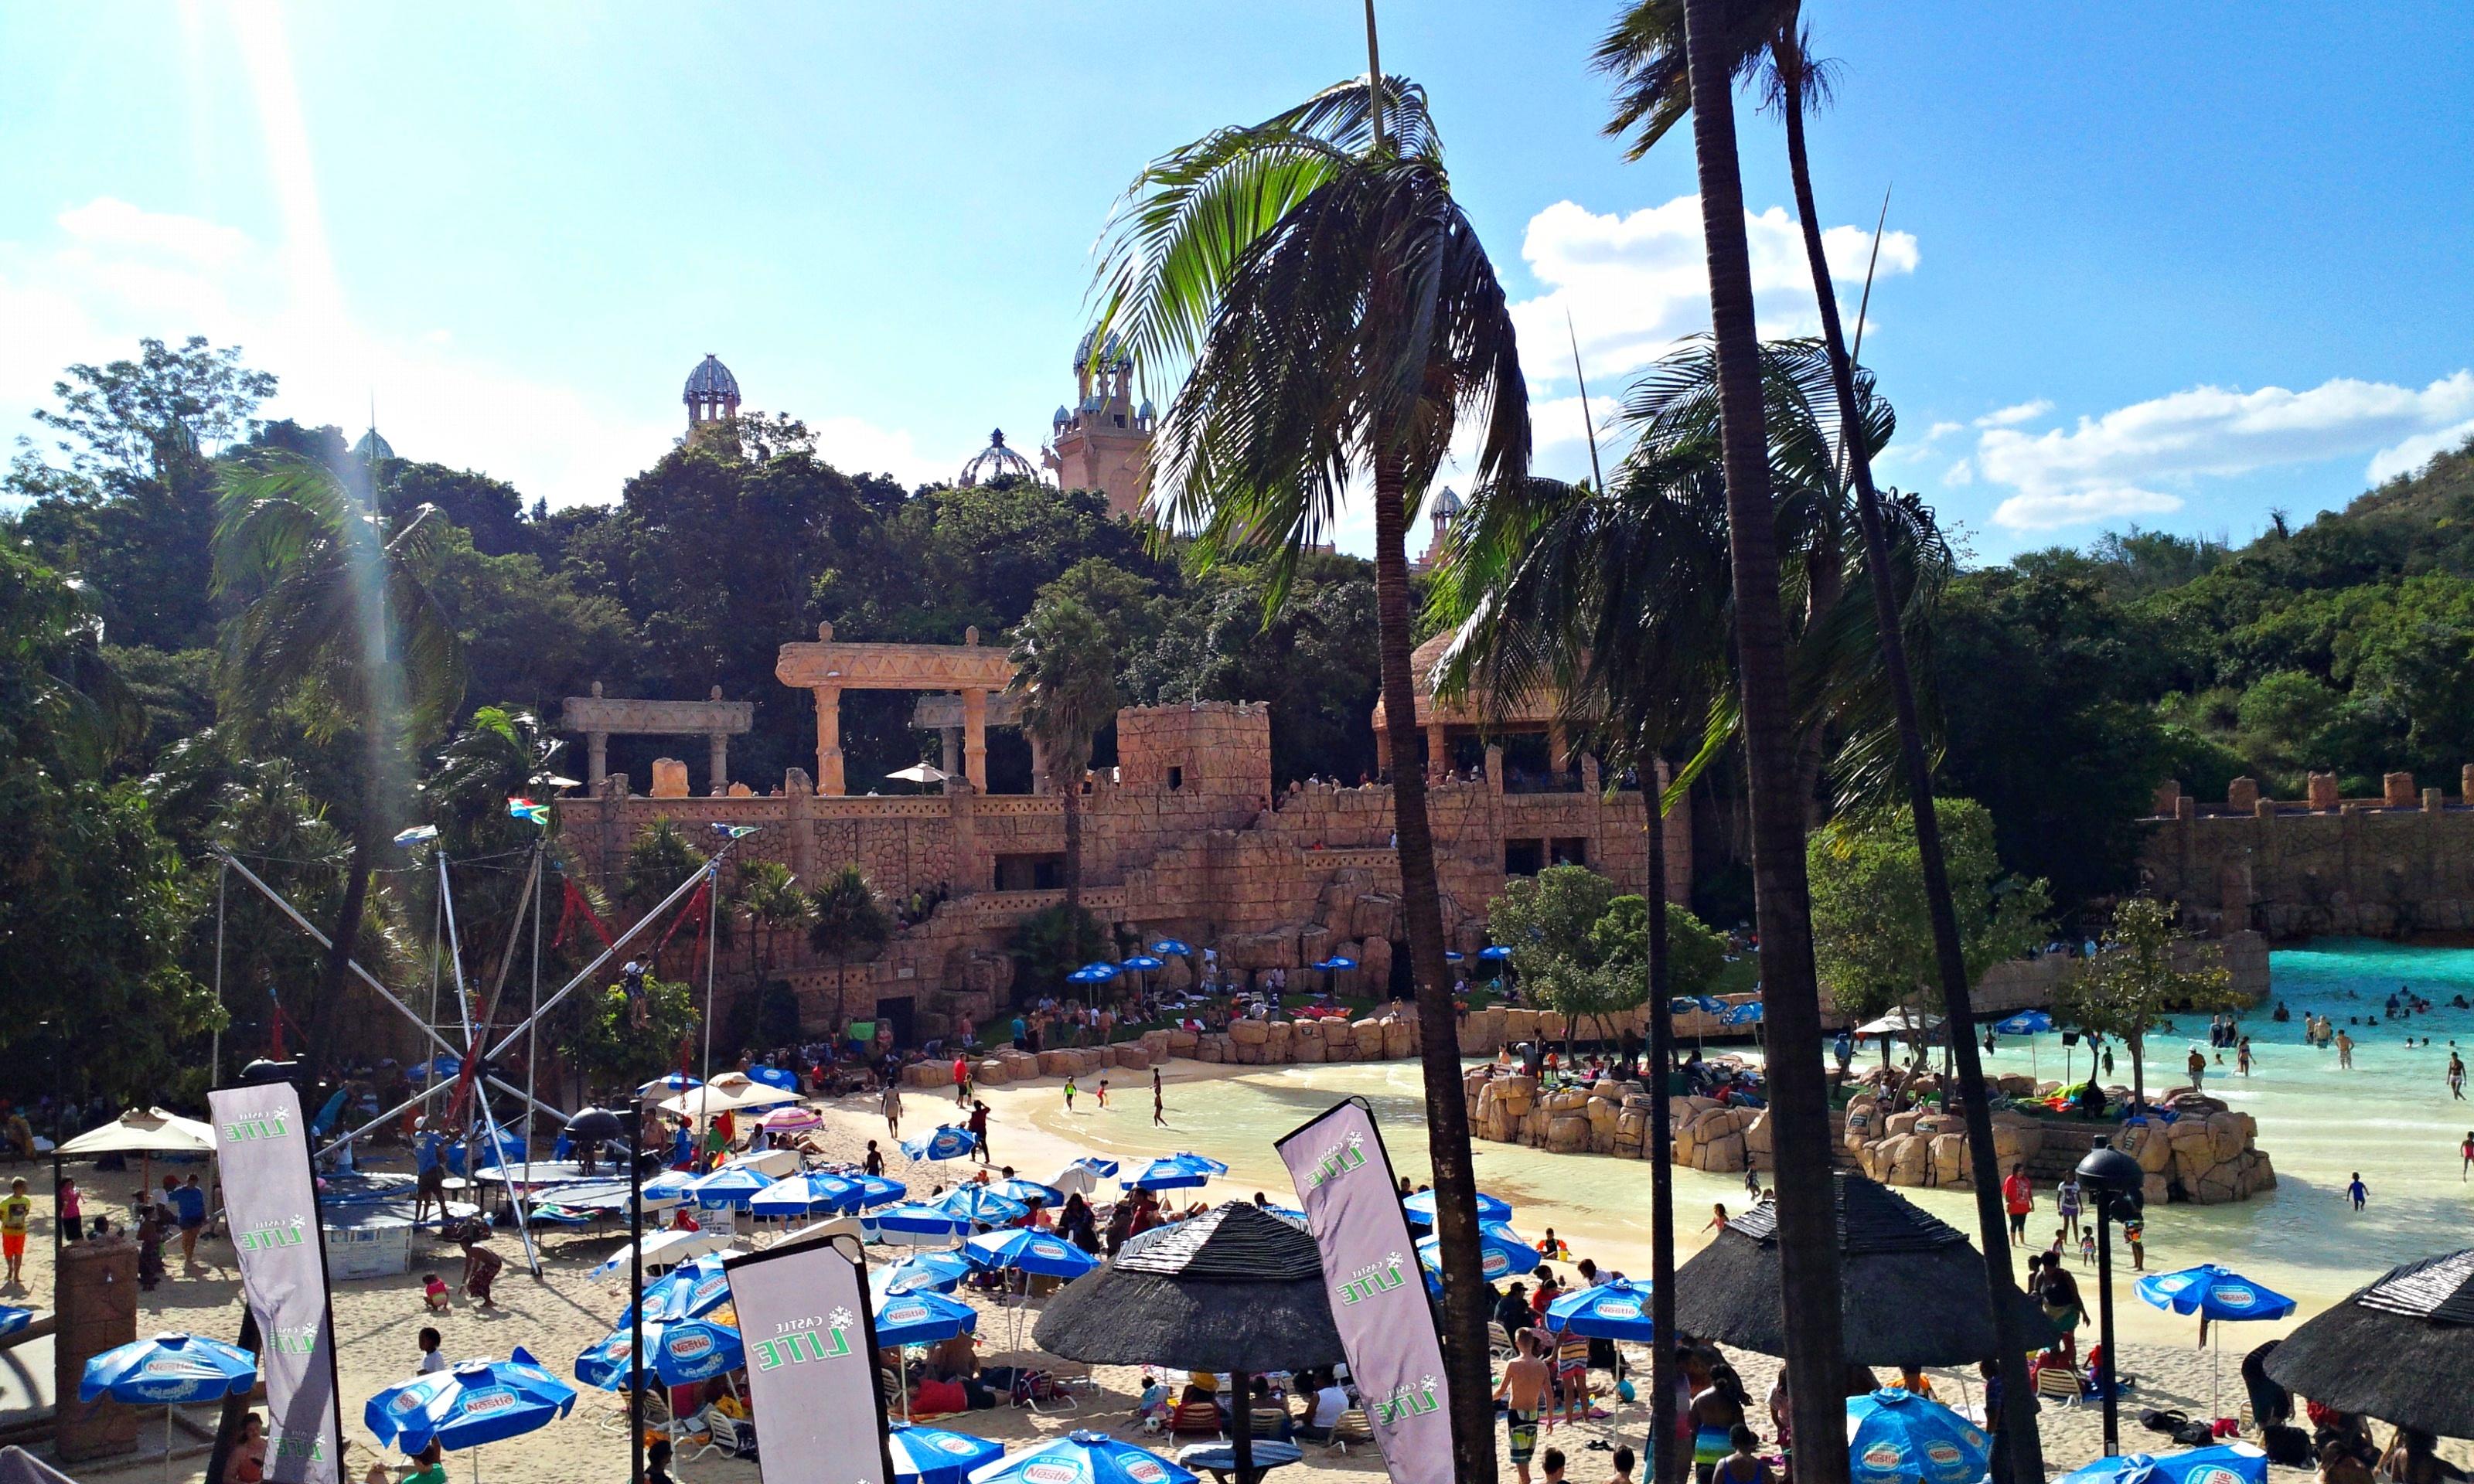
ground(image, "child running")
xmin=2346 ymin=1171 xmax=2369 ymax=1211
xmin=1096 ymin=1079 xmax=1110 ymax=1109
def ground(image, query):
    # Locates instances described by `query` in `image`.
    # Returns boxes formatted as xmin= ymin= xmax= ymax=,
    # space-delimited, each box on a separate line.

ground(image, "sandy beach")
xmin=5 ymin=1058 xmax=2459 ymax=1483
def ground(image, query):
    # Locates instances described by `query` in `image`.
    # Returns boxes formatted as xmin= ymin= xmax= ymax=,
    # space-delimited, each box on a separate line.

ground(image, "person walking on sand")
xmin=967 ymin=1101 xmax=993 ymax=1166
xmin=953 ymin=1053 xmax=972 ymax=1106
xmin=2346 ymin=1171 xmax=2369 ymax=1211
xmin=2056 ymin=1175 xmax=2084 ymax=1241
xmin=882 ymin=1080 xmax=902 ymax=1139
xmin=1 ymin=1178 xmax=29 ymax=1287
xmin=1151 ymin=1067 xmax=1167 ymax=1128
xmin=2003 ymin=1164 xmax=2034 ymax=1245
xmin=1063 ymin=1075 xmax=1078 ymax=1112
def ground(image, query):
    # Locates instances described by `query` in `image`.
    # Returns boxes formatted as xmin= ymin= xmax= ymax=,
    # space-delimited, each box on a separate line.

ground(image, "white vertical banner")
xmin=209 ymin=1084 xmax=342 ymax=1484
xmin=724 ymin=1236 xmax=895 ymax=1484
xmin=1276 ymin=1098 xmax=1454 ymax=1484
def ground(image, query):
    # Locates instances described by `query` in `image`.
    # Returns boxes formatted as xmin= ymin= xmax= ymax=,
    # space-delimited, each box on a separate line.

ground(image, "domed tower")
xmin=1041 ymin=330 xmax=1154 ymax=521
xmin=958 ymin=428 xmax=1041 ymax=487
xmin=1415 ymin=485 xmax=1463 ymax=570
xmin=682 ymin=353 xmax=741 ymax=442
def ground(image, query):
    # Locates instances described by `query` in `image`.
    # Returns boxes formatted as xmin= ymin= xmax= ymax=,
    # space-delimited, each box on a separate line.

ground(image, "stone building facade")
xmin=2141 ymin=768 xmax=2474 ymax=939
xmin=557 ymin=688 xmax=1691 ymax=1039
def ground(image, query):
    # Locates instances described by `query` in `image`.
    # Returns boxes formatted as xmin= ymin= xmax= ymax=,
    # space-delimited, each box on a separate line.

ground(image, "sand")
xmin=5 ymin=1060 xmax=2458 ymax=1483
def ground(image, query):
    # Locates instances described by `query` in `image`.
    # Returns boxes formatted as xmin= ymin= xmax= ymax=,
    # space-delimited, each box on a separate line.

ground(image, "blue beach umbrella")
xmin=1401 ymin=1188 xmax=1513 ymax=1224
xmin=743 ymin=1064 xmax=799 ymax=1091
xmin=0 ymin=1306 xmax=29 ymax=1339
xmin=1845 ymin=1387 xmax=1992 ymax=1484
xmin=983 ymin=1177 xmax=1064 ymax=1208
xmin=889 ymin=1421 xmax=1009 ymax=1484
xmin=874 ymin=1289 xmax=980 ymax=1350
xmin=1120 ymin=1155 xmax=1215 ymax=1191
xmin=2057 ymin=1446 xmax=2270 ymax=1484
xmin=1121 ymin=955 xmax=1167 ymax=972
xmin=642 ymin=1169 xmax=700 ymax=1202
xmin=1150 ymin=940 xmax=1193 ymax=957
xmin=874 ymin=1249 xmax=976 ymax=1297
xmin=1315 ymin=955 xmax=1358 ymax=972
xmin=903 ymin=1125 xmax=981 ymax=1162
xmin=1444 ymin=950 xmax=1465 ymax=963
xmin=1995 ymin=1010 xmax=2054 ymax=1035
xmin=1067 ymin=962 xmax=1121 ymax=985
xmin=967 ymin=1430 xmax=1198 ymax=1484
xmin=365 ymin=1348 xmax=578 ymax=1462
xmin=622 ymin=1253 xmax=736 ymax=1325
xmin=1416 ymin=1222 xmax=1539 ymax=1284
xmin=683 ymin=1162 xmax=774 ymax=1210
xmin=574 ymin=1315 xmax=744 ymax=1389
xmin=1062 ymin=1156 xmax=1120 ymax=1179
xmin=2136 ymin=1264 xmax=2298 ymax=1416
xmin=1721 ymin=1000 xmax=1766 ymax=1026
xmin=847 ymin=1173 xmax=910 ymax=1208
xmin=1546 ymin=1278 xmax=1658 ymax=1341
xmin=965 ymin=1229 xmax=1102 ymax=1281
xmin=936 ymin=1186 xmax=1030 ymax=1227
xmin=1478 ymin=945 xmax=1514 ymax=961
xmin=749 ymin=1171 xmax=865 ymax=1220
xmin=81 ymin=1331 xmax=260 ymax=1484
xmin=867 ymin=1203 xmax=976 ymax=1242
xmin=637 ymin=1072 xmax=701 ymax=1098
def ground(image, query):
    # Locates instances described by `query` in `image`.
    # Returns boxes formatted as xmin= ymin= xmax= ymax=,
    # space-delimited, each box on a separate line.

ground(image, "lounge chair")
xmin=1168 ymin=1401 xmax=1226 ymax=1441
xmin=1324 ymin=1408 xmax=1375 ymax=1455
xmin=2036 ymin=1363 xmax=2087 ymax=1407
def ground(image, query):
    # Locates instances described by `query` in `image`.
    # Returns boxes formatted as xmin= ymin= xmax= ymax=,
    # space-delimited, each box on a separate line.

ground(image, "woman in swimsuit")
xmin=1690 ymin=1362 xmax=1750 ymax=1484
xmin=1712 ymin=1424 xmax=1774 ymax=1484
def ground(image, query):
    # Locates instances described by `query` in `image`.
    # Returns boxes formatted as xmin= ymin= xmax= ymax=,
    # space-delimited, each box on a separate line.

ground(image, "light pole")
xmin=566 ymin=1106 xmax=642 ymax=1482
xmin=2075 ymin=1136 xmax=2145 ymax=1458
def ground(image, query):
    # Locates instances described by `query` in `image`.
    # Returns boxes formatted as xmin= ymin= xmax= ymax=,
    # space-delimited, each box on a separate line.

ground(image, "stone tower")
xmin=682 ymin=353 xmax=741 ymax=444
xmin=1043 ymin=330 xmax=1154 ymax=521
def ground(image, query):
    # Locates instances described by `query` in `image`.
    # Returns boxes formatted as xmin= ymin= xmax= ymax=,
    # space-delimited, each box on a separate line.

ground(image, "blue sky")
xmin=3 ymin=2 xmax=2468 ymax=562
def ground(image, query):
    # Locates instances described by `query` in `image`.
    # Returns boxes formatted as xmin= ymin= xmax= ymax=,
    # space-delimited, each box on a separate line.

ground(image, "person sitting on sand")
xmin=453 ymin=1218 xmax=503 ymax=1310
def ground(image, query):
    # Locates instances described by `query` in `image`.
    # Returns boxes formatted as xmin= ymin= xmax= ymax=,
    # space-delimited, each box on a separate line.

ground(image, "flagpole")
xmin=702 ymin=859 xmax=719 ymax=1091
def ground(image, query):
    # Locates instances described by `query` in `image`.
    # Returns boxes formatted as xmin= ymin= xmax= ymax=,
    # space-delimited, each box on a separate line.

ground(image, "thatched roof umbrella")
xmin=1036 ymin=1202 xmax=1346 ymax=1484
xmin=2267 ymin=1249 xmax=2474 ymax=1442
xmin=1673 ymin=1172 xmax=2057 ymax=1370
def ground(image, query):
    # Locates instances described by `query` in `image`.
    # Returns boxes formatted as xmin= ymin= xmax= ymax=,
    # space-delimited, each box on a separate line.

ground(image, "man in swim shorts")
xmin=1495 ymin=1328 xmax=1551 ymax=1483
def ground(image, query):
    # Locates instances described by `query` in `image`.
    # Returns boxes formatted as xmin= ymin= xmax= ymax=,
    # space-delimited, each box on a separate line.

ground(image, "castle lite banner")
xmin=1277 ymin=1098 xmax=1453 ymax=1484
xmin=725 ymin=1236 xmax=895 ymax=1484
xmin=209 ymin=1084 xmax=342 ymax=1484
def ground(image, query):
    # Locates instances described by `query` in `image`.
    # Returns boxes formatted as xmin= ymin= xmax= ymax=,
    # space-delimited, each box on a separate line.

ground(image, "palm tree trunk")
xmin=1680 ymin=5 xmax=1848 ymax=1477
xmin=1373 ymin=442 xmax=1496 ymax=1484
xmin=1644 ymin=786 xmax=1681 ymax=1484
xmin=308 ymin=826 xmax=376 ymax=1080
xmin=1775 ymin=43 xmax=2048 ymax=1481
xmin=1062 ymin=781 xmax=1086 ymax=960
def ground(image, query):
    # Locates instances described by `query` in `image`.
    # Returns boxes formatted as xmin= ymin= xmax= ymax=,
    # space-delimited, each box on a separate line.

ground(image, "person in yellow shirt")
xmin=1889 ymin=1365 xmax=1936 ymax=1401
xmin=2 ymin=1178 xmax=32 ymax=1286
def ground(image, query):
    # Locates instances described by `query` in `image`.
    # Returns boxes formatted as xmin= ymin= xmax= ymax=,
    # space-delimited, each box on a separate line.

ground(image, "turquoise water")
xmin=1015 ymin=938 xmax=2474 ymax=1343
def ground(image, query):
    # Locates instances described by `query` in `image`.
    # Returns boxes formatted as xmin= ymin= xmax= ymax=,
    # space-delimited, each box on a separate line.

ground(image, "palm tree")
xmin=213 ymin=452 xmax=463 ymax=1078
xmin=1088 ymin=61 xmax=1528 ymax=1475
xmin=1600 ymin=6 xmax=2050 ymax=1470
xmin=1673 ymin=4 xmax=1848 ymax=1477
xmin=806 ymin=864 xmax=890 ymax=1032
xmin=1006 ymin=595 xmax=1120 ymax=938
xmin=731 ymin=858 xmax=810 ymax=990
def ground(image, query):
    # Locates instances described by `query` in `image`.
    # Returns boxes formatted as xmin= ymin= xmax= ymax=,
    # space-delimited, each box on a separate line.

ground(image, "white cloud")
xmin=1992 ymin=485 xmax=2183 ymax=533
xmin=0 ymin=196 xmax=952 ymax=504
xmin=1974 ymin=399 xmax=2052 ymax=428
xmin=1975 ymin=371 xmax=2474 ymax=531
xmin=1508 ymin=196 xmax=1918 ymax=395
xmin=2367 ymin=417 xmax=2474 ymax=484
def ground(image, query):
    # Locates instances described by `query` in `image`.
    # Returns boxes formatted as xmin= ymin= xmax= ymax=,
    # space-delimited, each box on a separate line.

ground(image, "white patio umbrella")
xmin=587 ymin=1231 xmax=738 ymax=1281
xmin=58 ymin=1108 xmax=219 ymax=1213
xmin=887 ymin=763 xmax=949 ymax=785
xmin=655 ymin=1074 xmax=802 ymax=1118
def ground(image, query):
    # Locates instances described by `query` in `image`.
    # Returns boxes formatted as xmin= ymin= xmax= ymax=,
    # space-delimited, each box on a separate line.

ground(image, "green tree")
xmin=806 ymin=864 xmax=891 ymax=1031
xmin=0 ymin=540 xmax=212 ymax=1104
xmin=571 ymin=976 xmax=699 ymax=1091
xmin=1590 ymin=895 xmax=1727 ymax=1001
xmin=1007 ymin=594 xmax=1121 ymax=921
xmin=730 ymin=857 xmax=811 ymax=991
xmin=1088 ymin=67 xmax=1530 ymax=1468
xmin=2055 ymin=897 xmax=2247 ymax=1105
xmin=1007 ymin=904 xmax=1109 ymax=1004
xmin=212 ymin=452 xmax=465 ymax=1077
xmin=622 ymin=818 xmax=708 ymax=919
xmin=1808 ymin=798 xmax=2051 ymax=1031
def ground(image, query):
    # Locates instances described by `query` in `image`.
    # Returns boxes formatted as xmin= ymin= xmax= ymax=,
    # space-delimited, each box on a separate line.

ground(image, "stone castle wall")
xmin=2141 ymin=768 xmax=2474 ymax=939
xmin=555 ymin=700 xmax=1691 ymax=1033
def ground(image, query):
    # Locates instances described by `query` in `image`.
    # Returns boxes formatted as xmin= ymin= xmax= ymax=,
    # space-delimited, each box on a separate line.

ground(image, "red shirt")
xmin=2003 ymin=1173 xmax=2032 ymax=1214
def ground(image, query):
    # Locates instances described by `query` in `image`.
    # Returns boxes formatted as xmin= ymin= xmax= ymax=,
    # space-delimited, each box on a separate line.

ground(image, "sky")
xmin=3 ymin=2 xmax=2469 ymax=563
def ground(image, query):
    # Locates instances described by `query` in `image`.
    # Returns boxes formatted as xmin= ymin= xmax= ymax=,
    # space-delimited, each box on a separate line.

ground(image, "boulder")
xmin=1167 ymin=1028 xmax=1199 ymax=1055
xmin=1222 ymin=929 xmax=1300 ymax=973
xmin=1358 ymin=935 xmax=1394 ymax=993
xmin=1195 ymin=1036 xmax=1228 ymax=1064
xmin=1995 ymin=1073 xmax=2039 ymax=1098
xmin=1930 ymin=1133 xmax=1968 ymax=1186
xmin=1498 ymin=1077 xmax=1537 ymax=1118
xmin=1351 ymin=893 xmax=1402 ymax=943
xmin=1157 ymin=955 xmax=1194 ymax=993
xmin=1264 ymin=1021 xmax=1294 ymax=1061
xmin=1317 ymin=869 xmax=1370 ymax=934
xmin=1035 ymin=1050 xmax=1076 ymax=1077
xmin=2206 ymin=1112 xmax=2250 ymax=1165
xmin=1139 ymin=1030 xmax=1174 ymax=1060
xmin=1297 ymin=923 xmax=1334 ymax=969
xmin=903 ymin=1062 xmax=947 ymax=1089
xmin=1888 ymin=1135 xmax=1930 ymax=1186
xmin=1353 ymin=1019 xmax=1387 ymax=1057
xmin=1382 ymin=1018 xmax=1414 ymax=1060
xmin=1743 ymin=1111 xmax=1773 ymax=1159
xmin=973 ymin=1058 xmax=1011 ymax=1087
xmin=1228 ymin=1019 xmax=1270 ymax=1047
xmin=1987 ymin=1114 xmax=2043 ymax=1164
xmin=2123 ymin=1122 xmax=2173 ymax=1175
xmin=1502 ymin=1009 xmax=1540 ymax=1045
xmin=1884 ymin=1110 xmax=1921 ymax=1141
xmin=2141 ymin=1172 xmax=2170 ymax=1207
xmin=1693 ymin=1132 xmax=1746 ymax=1172
xmin=1547 ymin=1115 xmax=1591 ymax=1153
xmin=1112 ymin=1043 xmax=1152 ymax=1070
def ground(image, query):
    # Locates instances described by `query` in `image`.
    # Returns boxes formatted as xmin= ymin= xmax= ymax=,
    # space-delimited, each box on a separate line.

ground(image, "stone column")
xmin=1028 ymin=733 xmax=1049 ymax=795
xmin=1426 ymin=720 xmax=1448 ymax=781
xmin=588 ymin=731 xmax=608 ymax=788
xmin=942 ymin=724 xmax=962 ymax=791
xmin=963 ymin=687 xmax=989 ymax=791
xmin=814 ymin=686 xmax=845 ymax=796
xmin=708 ymin=731 xmax=729 ymax=795
xmin=1547 ymin=720 xmax=1570 ymax=775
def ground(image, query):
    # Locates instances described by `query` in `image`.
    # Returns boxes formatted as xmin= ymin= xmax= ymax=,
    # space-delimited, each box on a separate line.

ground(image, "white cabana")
xmin=719 ymin=1148 xmax=800 ymax=1178
xmin=1853 ymin=1009 xmax=1944 ymax=1038
xmin=588 ymin=1231 xmax=738 ymax=1280
xmin=655 ymin=1074 xmax=802 ymax=1118
xmin=56 ymin=1108 xmax=216 ymax=1157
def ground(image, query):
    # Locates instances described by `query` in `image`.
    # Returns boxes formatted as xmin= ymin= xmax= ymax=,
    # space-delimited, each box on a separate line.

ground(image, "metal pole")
xmin=483 ymin=843 xmax=736 ymax=1064
xmin=701 ymin=863 xmax=719 ymax=1089
xmin=438 ymin=853 xmax=543 ymax=1278
xmin=2096 ymin=1191 xmax=2121 ymax=1458
xmin=526 ymin=856 xmax=543 ymax=1173
xmin=212 ymin=863 xmax=227 ymax=1085
xmin=629 ymin=1110 xmax=646 ymax=1484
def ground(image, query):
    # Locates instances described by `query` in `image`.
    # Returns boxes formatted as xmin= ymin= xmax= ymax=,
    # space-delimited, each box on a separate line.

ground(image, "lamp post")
xmin=2075 ymin=1136 xmax=2145 ymax=1458
xmin=567 ymin=1106 xmax=641 ymax=1482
